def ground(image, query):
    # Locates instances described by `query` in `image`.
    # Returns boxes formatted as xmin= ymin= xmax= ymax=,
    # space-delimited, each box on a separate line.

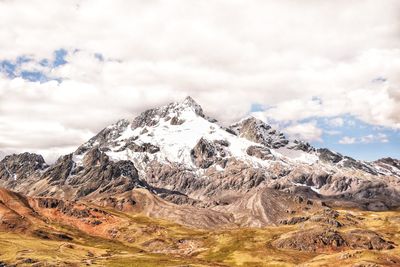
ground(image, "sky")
xmin=0 ymin=0 xmax=399 ymax=162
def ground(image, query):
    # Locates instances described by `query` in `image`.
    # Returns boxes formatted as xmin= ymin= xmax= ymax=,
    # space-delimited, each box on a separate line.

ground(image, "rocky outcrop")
xmin=288 ymin=140 xmax=315 ymax=152
xmin=376 ymin=157 xmax=400 ymax=170
xmin=170 ymin=116 xmax=185 ymax=125
xmin=229 ymin=117 xmax=289 ymax=148
xmin=71 ymin=148 xmax=147 ymax=198
xmin=189 ymin=138 xmax=230 ymax=169
xmin=273 ymin=228 xmax=347 ymax=252
xmin=279 ymin=216 xmax=309 ymax=225
xmin=38 ymin=148 xmax=150 ymax=199
xmin=273 ymin=226 xmax=395 ymax=252
xmin=318 ymin=148 xmax=343 ymax=164
xmin=246 ymin=146 xmax=273 ymax=160
xmin=43 ymin=154 xmax=75 ymax=184
xmin=345 ymin=229 xmax=395 ymax=250
xmin=308 ymin=208 xmax=343 ymax=227
xmin=0 ymin=152 xmax=47 ymax=181
xmin=191 ymin=138 xmax=217 ymax=168
xmin=272 ymin=206 xmax=395 ymax=252
xmin=116 ymin=141 xmax=160 ymax=154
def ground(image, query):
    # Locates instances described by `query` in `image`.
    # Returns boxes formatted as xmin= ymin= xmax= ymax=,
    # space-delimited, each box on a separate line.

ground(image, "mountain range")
xmin=0 ymin=97 xmax=400 ymax=266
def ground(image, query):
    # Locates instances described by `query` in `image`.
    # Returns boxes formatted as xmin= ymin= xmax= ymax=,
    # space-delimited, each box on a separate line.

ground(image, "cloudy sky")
xmin=0 ymin=0 xmax=399 ymax=162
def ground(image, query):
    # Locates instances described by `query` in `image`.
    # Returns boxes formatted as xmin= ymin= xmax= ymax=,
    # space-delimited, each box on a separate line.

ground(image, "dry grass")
xmin=1 ymin=209 xmax=399 ymax=266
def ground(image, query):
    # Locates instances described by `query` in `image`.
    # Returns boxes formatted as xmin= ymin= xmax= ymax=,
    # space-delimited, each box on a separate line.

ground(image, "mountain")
xmin=1 ymin=97 xmax=400 ymax=266
xmin=1 ymin=96 xmax=398 ymax=210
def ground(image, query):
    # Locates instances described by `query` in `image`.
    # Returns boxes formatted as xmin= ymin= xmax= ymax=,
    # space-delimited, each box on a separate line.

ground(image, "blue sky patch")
xmin=20 ymin=70 xmax=50 ymax=83
xmin=53 ymin=49 xmax=68 ymax=67
xmin=0 ymin=49 xmax=68 ymax=83
xmin=0 ymin=60 xmax=18 ymax=79
xmin=300 ymin=115 xmax=399 ymax=161
xmin=94 ymin=53 xmax=104 ymax=61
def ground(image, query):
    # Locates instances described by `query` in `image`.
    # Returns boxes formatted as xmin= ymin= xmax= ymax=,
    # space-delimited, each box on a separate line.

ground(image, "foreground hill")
xmin=0 ymin=187 xmax=399 ymax=266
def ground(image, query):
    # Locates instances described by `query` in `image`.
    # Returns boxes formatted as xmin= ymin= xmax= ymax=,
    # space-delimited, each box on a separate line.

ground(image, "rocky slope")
xmin=0 ymin=96 xmax=399 ymax=228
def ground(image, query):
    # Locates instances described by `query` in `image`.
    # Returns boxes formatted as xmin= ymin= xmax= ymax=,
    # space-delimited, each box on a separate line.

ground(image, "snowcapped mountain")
xmin=73 ymin=96 xmax=330 ymax=171
xmin=75 ymin=96 xmax=297 ymax=171
xmin=0 ymin=97 xmax=400 ymax=226
xmin=73 ymin=96 xmax=396 ymax=177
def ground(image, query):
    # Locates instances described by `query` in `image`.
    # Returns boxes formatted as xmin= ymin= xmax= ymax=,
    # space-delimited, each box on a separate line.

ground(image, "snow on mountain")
xmin=71 ymin=96 xmax=396 ymax=182
xmin=74 ymin=96 xmax=333 ymax=178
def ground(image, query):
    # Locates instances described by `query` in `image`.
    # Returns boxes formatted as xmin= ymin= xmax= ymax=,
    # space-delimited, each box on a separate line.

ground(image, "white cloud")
xmin=325 ymin=130 xmax=342 ymax=136
xmin=360 ymin=133 xmax=389 ymax=144
xmin=339 ymin=133 xmax=389 ymax=145
xmin=0 ymin=0 xmax=399 ymax=160
xmin=339 ymin=136 xmax=357 ymax=145
xmin=347 ymin=120 xmax=356 ymax=127
xmin=359 ymin=135 xmax=375 ymax=144
xmin=283 ymin=121 xmax=323 ymax=142
xmin=327 ymin=117 xmax=344 ymax=127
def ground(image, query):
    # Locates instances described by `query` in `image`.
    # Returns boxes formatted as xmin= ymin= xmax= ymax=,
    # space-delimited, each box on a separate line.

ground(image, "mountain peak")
xmin=178 ymin=96 xmax=204 ymax=116
xmin=182 ymin=96 xmax=197 ymax=105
